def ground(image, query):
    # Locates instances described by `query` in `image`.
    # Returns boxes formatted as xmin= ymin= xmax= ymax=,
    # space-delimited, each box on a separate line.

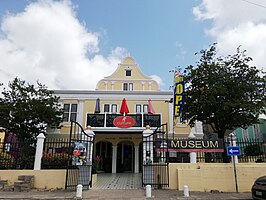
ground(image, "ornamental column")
xmin=112 ymin=145 xmax=117 ymax=173
xmin=134 ymin=145 xmax=139 ymax=173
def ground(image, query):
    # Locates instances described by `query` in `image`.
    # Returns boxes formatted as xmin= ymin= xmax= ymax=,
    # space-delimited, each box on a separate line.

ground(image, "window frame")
xmin=123 ymin=83 xmax=134 ymax=91
xmin=123 ymin=83 xmax=128 ymax=91
xmin=63 ymin=103 xmax=78 ymax=122
xmin=136 ymin=104 xmax=142 ymax=113
xmin=135 ymin=104 xmax=149 ymax=113
xmin=143 ymin=104 xmax=148 ymax=113
xmin=111 ymin=104 xmax=117 ymax=113
xmin=104 ymin=103 xmax=118 ymax=113
xmin=125 ymin=70 xmax=132 ymax=76
xmin=104 ymin=104 xmax=110 ymax=113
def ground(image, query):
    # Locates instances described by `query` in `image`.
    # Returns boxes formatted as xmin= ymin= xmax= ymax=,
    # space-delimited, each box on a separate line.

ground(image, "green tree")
xmin=0 ymin=77 xmax=63 ymax=139
xmin=183 ymin=44 xmax=266 ymax=139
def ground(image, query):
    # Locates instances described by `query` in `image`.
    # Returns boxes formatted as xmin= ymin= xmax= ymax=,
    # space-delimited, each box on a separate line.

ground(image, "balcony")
xmin=86 ymin=113 xmax=161 ymax=128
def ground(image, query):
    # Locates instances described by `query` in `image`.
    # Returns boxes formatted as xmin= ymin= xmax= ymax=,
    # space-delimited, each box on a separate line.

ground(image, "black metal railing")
xmin=142 ymin=124 xmax=169 ymax=189
xmin=42 ymin=138 xmax=71 ymax=169
xmin=236 ymin=138 xmax=266 ymax=163
xmin=0 ymin=137 xmax=74 ymax=170
xmin=0 ymin=136 xmax=264 ymax=171
xmin=65 ymin=121 xmax=95 ymax=190
xmin=0 ymin=138 xmax=37 ymax=169
xmin=86 ymin=113 xmax=161 ymax=128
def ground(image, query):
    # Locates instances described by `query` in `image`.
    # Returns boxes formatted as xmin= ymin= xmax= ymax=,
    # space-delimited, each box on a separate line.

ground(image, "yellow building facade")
xmin=53 ymin=56 xmax=190 ymax=174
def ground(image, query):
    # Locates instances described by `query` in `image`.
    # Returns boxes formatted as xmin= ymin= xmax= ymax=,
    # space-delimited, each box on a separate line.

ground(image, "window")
xmin=129 ymin=83 xmax=133 ymax=91
xmin=104 ymin=104 xmax=110 ymax=112
xmin=136 ymin=104 xmax=141 ymax=113
xmin=63 ymin=103 xmax=77 ymax=122
xmin=143 ymin=104 xmax=148 ymax=113
xmin=135 ymin=104 xmax=148 ymax=113
xmin=125 ymin=70 xmax=131 ymax=76
xmin=123 ymin=83 xmax=128 ymax=91
xmin=123 ymin=83 xmax=133 ymax=91
xmin=104 ymin=104 xmax=117 ymax=113
xmin=111 ymin=104 xmax=117 ymax=113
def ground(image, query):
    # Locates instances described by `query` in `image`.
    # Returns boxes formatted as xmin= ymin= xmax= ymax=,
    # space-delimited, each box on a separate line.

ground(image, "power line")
xmin=241 ymin=0 xmax=266 ymax=9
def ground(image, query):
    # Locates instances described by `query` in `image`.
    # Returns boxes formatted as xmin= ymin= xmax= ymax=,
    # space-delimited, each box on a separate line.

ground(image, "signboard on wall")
xmin=113 ymin=116 xmax=135 ymax=128
xmin=155 ymin=139 xmax=224 ymax=152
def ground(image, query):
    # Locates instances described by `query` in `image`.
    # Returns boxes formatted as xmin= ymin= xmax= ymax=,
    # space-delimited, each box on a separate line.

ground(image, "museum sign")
xmin=155 ymin=139 xmax=224 ymax=152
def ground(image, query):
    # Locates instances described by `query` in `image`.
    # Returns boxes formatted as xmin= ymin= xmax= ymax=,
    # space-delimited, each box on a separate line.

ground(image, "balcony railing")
xmin=86 ymin=113 xmax=161 ymax=128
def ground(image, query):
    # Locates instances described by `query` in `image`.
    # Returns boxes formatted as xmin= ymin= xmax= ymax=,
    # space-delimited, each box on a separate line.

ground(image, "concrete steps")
xmin=0 ymin=175 xmax=34 ymax=192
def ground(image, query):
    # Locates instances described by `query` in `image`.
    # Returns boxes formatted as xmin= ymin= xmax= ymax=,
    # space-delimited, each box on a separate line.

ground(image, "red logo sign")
xmin=113 ymin=116 xmax=135 ymax=128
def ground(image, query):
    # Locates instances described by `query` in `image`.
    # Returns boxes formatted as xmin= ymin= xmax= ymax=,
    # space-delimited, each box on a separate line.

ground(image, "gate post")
xmin=188 ymin=127 xmax=196 ymax=163
xmin=143 ymin=125 xmax=154 ymax=186
xmin=143 ymin=125 xmax=154 ymax=164
xmin=34 ymin=133 xmax=45 ymax=170
xmin=84 ymin=126 xmax=95 ymax=186
xmin=84 ymin=126 xmax=95 ymax=164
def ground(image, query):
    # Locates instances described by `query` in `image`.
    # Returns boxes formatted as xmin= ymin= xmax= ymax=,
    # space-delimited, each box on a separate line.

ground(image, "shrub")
xmin=42 ymin=152 xmax=69 ymax=169
xmin=92 ymin=155 xmax=100 ymax=174
xmin=244 ymin=144 xmax=263 ymax=156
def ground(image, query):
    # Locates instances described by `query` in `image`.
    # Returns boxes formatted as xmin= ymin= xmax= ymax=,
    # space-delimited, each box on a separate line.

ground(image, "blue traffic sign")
xmin=227 ymin=146 xmax=241 ymax=156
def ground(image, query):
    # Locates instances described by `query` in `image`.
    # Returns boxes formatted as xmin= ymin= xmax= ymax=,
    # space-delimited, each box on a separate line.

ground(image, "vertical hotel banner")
xmin=173 ymin=71 xmax=185 ymax=126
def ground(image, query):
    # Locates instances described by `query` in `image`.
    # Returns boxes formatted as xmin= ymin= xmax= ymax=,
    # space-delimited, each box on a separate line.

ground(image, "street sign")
xmin=227 ymin=146 xmax=241 ymax=156
xmin=227 ymin=146 xmax=241 ymax=193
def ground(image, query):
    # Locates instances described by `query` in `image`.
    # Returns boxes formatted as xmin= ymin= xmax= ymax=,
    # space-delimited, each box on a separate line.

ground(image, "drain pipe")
xmin=76 ymin=184 xmax=83 ymax=199
xmin=146 ymin=185 xmax=152 ymax=198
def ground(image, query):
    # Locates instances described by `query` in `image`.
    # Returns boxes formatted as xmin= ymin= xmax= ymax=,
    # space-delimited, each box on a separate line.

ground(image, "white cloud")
xmin=193 ymin=0 xmax=266 ymax=71
xmin=150 ymin=75 xmax=164 ymax=88
xmin=0 ymin=0 xmax=128 ymax=90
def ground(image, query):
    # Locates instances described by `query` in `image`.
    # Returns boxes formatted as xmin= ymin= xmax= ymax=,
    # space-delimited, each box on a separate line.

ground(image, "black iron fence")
xmin=0 ymin=136 xmax=265 ymax=170
xmin=0 ymin=138 xmax=36 ymax=169
xmin=236 ymin=138 xmax=266 ymax=163
xmin=0 ymin=137 xmax=73 ymax=170
xmin=142 ymin=124 xmax=169 ymax=189
xmin=65 ymin=121 xmax=95 ymax=190
xmin=0 ymin=137 xmax=95 ymax=171
xmin=42 ymin=138 xmax=71 ymax=169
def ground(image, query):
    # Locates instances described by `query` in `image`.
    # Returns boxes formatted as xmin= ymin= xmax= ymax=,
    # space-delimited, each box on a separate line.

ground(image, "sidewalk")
xmin=0 ymin=189 xmax=253 ymax=200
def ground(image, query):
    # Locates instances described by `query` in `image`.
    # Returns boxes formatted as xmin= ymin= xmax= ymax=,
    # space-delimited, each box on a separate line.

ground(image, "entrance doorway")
xmin=95 ymin=141 xmax=112 ymax=173
xmin=117 ymin=141 xmax=134 ymax=173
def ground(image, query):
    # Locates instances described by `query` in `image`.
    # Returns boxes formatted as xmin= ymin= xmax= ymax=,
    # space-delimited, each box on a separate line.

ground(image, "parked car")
xmin=252 ymin=175 xmax=266 ymax=199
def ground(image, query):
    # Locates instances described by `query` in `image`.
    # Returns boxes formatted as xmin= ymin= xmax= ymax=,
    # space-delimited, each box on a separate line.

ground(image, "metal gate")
xmin=142 ymin=124 xmax=169 ymax=189
xmin=65 ymin=121 xmax=95 ymax=190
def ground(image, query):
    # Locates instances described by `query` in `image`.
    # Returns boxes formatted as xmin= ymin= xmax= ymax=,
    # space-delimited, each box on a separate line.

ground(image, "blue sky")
xmin=76 ymin=0 xmax=211 ymax=88
xmin=0 ymin=0 xmax=265 ymax=90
